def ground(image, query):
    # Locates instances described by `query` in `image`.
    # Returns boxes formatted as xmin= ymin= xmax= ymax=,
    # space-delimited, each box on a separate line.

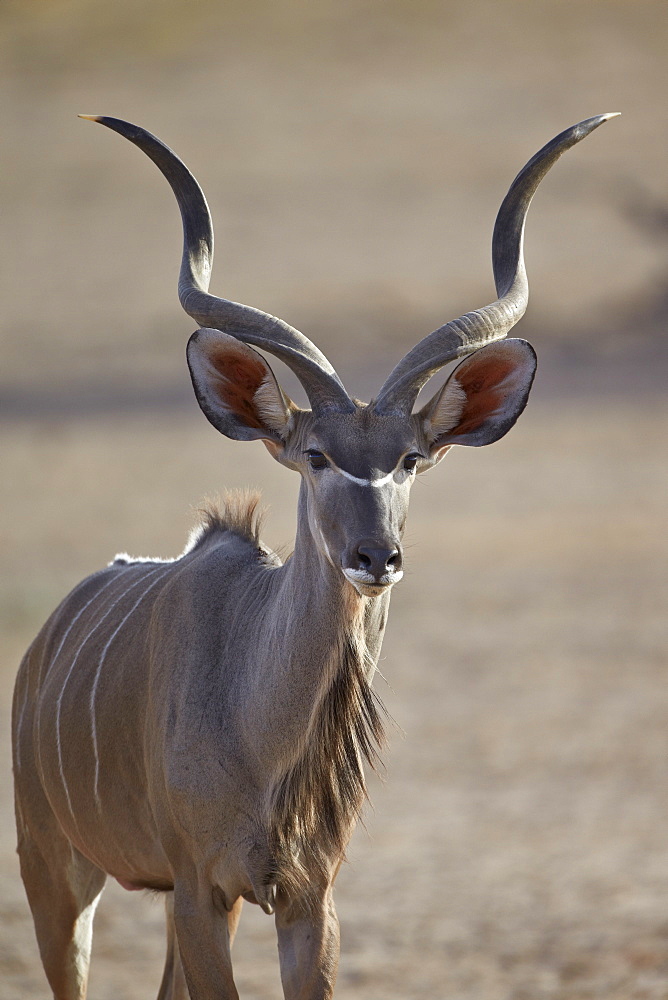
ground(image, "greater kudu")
xmin=13 ymin=113 xmax=616 ymax=1000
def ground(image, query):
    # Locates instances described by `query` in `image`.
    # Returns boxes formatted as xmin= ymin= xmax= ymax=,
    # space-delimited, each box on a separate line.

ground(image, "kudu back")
xmin=13 ymin=113 xmax=616 ymax=1000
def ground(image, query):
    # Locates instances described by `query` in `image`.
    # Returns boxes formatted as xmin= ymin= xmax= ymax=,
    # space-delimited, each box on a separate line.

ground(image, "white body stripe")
xmin=90 ymin=564 xmax=173 ymax=808
xmin=32 ymin=571 xmax=127 ymax=776
xmin=43 ymin=571 xmax=122 ymax=685
xmin=54 ymin=565 xmax=166 ymax=819
xmin=13 ymin=636 xmax=39 ymax=771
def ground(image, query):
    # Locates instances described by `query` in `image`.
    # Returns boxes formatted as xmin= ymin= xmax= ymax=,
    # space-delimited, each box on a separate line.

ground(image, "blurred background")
xmin=1 ymin=1 xmax=667 ymax=997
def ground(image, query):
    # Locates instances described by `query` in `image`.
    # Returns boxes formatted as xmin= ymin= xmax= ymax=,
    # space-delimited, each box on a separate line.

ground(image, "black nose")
xmin=355 ymin=544 xmax=402 ymax=581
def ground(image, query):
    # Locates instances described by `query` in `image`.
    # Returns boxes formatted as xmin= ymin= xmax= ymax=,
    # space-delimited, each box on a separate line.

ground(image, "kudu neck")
xmin=281 ymin=481 xmax=391 ymax=667
xmin=231 ymin=481 xmax=390 ymax=787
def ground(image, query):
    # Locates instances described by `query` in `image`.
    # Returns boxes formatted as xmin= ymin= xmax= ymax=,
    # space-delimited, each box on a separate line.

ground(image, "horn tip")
xmin=570 ymin=112 xmax=620 ymax=144
xmin=587 ymin=112 xmax=621 ymax=131
xmin=78 ymin=114 xmax=102 ymax=123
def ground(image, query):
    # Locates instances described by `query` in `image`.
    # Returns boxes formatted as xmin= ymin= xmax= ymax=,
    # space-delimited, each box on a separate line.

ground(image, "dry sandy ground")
xmin=1 ymin=397 xmax=667 ymax=999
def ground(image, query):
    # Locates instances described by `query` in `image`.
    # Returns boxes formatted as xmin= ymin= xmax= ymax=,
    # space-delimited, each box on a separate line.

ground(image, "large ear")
xmin=187 ymin=328 xmax=296 ymax=443
xmin=419 ymin=339 xmax=537 ymax=457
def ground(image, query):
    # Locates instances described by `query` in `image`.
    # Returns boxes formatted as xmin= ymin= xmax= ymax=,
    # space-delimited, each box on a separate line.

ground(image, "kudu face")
xmin=289 ymin=407 xmax=415 ymax=596
xmin=187 ymin=327 xmax=538 ymax=597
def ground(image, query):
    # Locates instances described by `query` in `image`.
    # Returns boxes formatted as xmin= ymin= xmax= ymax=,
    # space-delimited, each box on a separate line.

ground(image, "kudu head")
xmin=83 ymin=113 xmax=617 ymax=597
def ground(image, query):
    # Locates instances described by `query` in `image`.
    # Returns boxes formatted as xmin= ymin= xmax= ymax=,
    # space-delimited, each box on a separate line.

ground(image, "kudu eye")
xmin=403 ymin=453 xmax=422 ymax=473
xmin=305 ymin=450 xmax=328 ymax=471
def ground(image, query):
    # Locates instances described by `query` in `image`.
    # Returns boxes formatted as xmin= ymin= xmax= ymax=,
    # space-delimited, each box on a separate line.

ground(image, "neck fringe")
xmin=268 ymin=631 xmax=386 ymax=910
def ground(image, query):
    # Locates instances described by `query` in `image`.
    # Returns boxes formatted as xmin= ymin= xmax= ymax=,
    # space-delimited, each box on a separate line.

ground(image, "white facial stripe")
xmin=328 ymin=459 xmax=398 ymax=488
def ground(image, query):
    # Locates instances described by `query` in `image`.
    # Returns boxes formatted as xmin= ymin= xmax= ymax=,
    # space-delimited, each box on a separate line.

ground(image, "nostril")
xmin=356 ymin=544 xmax=402 ymax=578
xmin=357 ymin=548 xmax=372 ymax=569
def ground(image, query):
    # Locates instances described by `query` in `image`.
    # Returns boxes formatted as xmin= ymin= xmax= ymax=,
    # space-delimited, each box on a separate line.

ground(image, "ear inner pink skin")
xmin=421 ymin=340 xmax=536 ymax=452
xmin=206 ymin=343 xmax=270 ymax=430
xmin=448 ymin=356 xmax=518 ymax=437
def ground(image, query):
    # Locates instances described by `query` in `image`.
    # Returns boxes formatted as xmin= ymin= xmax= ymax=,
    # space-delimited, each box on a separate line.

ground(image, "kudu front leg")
xmin=275 ymin=889 xmax=340 ymax=1000
xmin=159 ymin=892 xmax=243 ymax=1000
xmin=172 ymin=881 xmax=240 ymax=1000
xmin=157 ymin=893 xmax=188 ymax=1000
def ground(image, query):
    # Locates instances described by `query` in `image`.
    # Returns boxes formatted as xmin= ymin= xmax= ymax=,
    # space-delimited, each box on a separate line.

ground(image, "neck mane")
xmin=198 ymin=489 xmax=391 ymax=908
xmin=267 ymin=486 xmax=390 ymax=907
